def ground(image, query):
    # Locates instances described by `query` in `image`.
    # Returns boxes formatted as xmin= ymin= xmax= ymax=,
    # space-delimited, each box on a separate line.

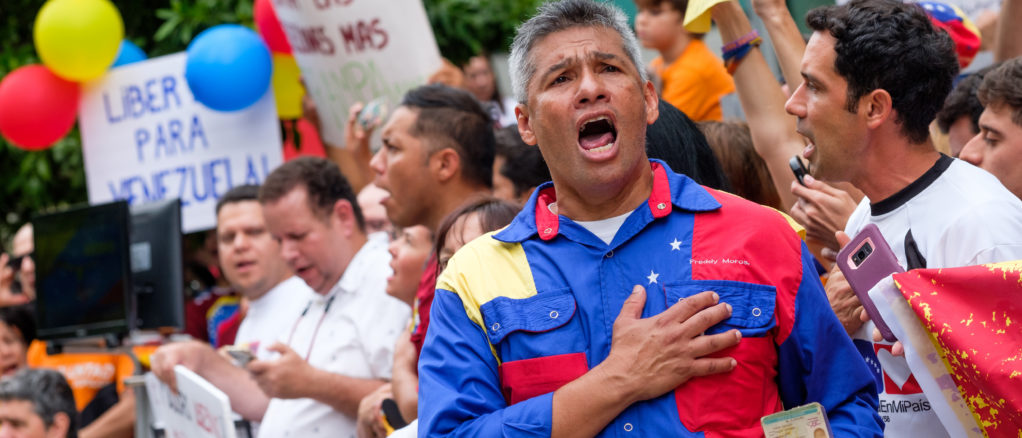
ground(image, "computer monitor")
xmin=130 ymin=198 xmax=184 ymax=330
xmin=33 ymin=201 xmax=133 ymax=341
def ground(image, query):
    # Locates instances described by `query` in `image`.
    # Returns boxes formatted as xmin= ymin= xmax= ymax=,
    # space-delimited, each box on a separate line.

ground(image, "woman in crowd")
xmin=385 ymin=226 xmax=434 ymax=307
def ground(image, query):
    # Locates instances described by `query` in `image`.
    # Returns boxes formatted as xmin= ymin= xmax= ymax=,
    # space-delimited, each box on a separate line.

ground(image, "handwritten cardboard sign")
xmin=79 ymin=52 xmax=283 ymax=233
xmin=272 ymin=0 xmax=443 ymax=146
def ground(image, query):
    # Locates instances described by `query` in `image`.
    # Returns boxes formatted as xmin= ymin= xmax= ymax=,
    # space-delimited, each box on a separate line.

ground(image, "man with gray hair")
xmin=417 ymin=0 xmax=881 ymax=436
xmin=0 ymin=368 xmax=77 ymax=438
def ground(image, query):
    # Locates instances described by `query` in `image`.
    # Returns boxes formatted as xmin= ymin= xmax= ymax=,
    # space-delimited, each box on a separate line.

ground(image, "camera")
xmin=851 ymin=242 xmax=873 ymax=267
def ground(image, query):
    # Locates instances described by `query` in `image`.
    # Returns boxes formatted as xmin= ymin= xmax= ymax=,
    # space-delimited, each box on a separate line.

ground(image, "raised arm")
xmin=316 ymin=99 xmax=376 ymax=194
xmin=751 ymin=0 xmax=806 ymax=91
xmin=995 ymin=0 xmax=1022 ymax=60
xmin=711 ymin=0 xmax=804 ymax=210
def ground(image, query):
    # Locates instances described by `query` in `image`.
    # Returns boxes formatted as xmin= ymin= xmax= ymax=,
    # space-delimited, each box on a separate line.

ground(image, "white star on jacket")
xmin=647 ymin=270 xmax=659 ymax=284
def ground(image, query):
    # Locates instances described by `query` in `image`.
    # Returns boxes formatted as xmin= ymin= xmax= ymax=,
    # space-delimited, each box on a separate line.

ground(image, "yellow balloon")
xmin=272 ymin=54 xmax=305 ymax=119
xmin=34 ymin=0 xmax=124 ymax=82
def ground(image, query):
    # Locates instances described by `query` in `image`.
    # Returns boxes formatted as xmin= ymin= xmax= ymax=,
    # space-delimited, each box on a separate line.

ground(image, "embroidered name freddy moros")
xmin=690 ymin=257 xmax=751 ymax=266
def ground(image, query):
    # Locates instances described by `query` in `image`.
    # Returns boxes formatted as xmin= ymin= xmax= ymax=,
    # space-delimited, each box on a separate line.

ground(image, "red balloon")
xmin=0 ymin=64 xmax=79 ymax=150
xmin=254 ymin=0 xmax=292 ymax=54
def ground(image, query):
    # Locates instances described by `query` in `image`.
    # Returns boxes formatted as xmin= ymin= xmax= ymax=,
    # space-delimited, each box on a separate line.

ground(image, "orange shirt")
xmin=27 ymin=340 xmax=137 ymax=411
xmin=650 ymin=39 xmax=735 ymax=122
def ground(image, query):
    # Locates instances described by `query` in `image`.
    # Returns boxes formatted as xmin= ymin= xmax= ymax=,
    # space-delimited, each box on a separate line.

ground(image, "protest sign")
xmin=145 ymin=368 xmax=238 ymax=438
xmin=79 ymin=52 xmax=283 ymax=233
xmin=272 ymin=0 xmax=443 ymax=146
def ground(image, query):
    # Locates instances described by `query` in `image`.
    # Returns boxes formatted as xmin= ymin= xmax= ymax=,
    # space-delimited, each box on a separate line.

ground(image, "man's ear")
xmin=331 ymin=199 xmax=358 ymax=237
xmin=643 ymin=80 xmax=659 ymax=125
xmin=46 ymin=412 xmax=70 ymax=438
xmin=516 ymin=104 xmax=538 ymax=145
xmin=430 ymin=148 xmax=461 ymax=184
xmin=863 ymin=89 xmax=893 ymax=130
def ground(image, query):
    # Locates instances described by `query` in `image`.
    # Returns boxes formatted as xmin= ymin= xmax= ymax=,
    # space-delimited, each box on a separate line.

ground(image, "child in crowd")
xmin=634 ymin=0 xmax=734 ymax=121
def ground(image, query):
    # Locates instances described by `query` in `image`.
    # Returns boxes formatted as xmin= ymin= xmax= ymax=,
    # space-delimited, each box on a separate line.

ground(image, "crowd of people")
xmin=1 ymin=0 xmax=1021 ymax=436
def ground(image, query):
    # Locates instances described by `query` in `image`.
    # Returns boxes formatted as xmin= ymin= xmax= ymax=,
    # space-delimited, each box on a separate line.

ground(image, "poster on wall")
xmin=78 ymin=52 xmax=283 ymax=233
xmin=272 ymin=0 xmax=443 ymax=146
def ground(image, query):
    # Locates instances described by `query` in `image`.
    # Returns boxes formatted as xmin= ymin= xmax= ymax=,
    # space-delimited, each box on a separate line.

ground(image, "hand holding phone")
xmin=225 ymin=345 xmax=255 ymax=367
xmin=357 ymin=98 xmax=389 ymax=131
xmin=380 ymin=398 xmax=408 ymax=430
xmin=789 ymin=155 xmax=809 ymax=186
xmin=837 ymin=224 xmax=903 ymax=342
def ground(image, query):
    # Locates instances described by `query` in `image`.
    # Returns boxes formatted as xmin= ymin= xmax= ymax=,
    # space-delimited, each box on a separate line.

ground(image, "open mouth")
xmin=236 ymin=260 xmax=255 ymax=270
xmin=295 ymin=265 xmax=313 ymax=277
xmin=578 ymin=116 xmax=617 ymax=153
xmin=795 ymin=129 xmax=815 ymax=160
xmin=1 ymin=363 xmax=19 ymax=376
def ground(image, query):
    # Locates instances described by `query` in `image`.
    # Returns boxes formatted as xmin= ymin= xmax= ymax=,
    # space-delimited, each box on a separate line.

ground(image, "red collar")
xmin=535 ymin=161 xmax=673 ymax=241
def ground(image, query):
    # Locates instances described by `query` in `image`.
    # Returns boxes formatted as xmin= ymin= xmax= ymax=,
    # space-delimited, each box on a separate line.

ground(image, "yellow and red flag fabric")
xmin=871 ymin=262 xmax=1022 ymax=437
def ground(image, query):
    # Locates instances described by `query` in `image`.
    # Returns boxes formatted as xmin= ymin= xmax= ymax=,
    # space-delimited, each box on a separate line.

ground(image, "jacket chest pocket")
xmin=664 ymin=280 xmax=777 ymax=337
xmin=480 ymin=288 xmax=588 ymax=405
xmin=665 ymin=280 xmax=783 ymax=436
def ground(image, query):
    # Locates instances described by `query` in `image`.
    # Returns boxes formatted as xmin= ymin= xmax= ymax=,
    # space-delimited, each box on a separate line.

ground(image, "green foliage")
xmin=0 ymin=0 xmax=252 ymax=245
xmin=424 ymin=0 xmax=544 ymax=66
xmin=154 ymin=0 xmax=254 ymax=52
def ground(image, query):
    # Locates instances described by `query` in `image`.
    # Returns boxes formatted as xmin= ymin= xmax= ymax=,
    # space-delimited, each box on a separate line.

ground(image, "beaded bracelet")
xmin=722 ymin=30 xmax=763 ymax=74
xmin=723 ymin=29 xmax=760 ymax=53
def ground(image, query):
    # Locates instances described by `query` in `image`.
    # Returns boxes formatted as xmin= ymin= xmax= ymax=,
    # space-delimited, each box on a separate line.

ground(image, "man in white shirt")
xmin=214 ymin=185 xmax=312 ymax=347
xmin=152 ymin=161 xmax=409 ymax=437
xmin=786 ymin=1 xmax=1022 ymax=435
xmin=253 ymin=157 xmax=408 ymax=437
xmin=150 ymin=184 xmax=313 ymax=431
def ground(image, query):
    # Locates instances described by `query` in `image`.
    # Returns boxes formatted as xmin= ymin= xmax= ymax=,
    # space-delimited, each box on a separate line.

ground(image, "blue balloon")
xmin=185 ymin=25 xmax=272 ymax=112
xmin=112 ymin=40 xmax=147 ymax=67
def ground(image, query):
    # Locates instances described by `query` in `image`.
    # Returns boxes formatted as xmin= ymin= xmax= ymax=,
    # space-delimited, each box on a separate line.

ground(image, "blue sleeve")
xmin=418 ymin=289 xmax=552 ymax=437
xmin=776 ymin=243 xmax=883 ymax=436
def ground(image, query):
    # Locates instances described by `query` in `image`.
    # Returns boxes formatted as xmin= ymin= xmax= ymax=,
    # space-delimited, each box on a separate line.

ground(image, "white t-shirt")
xmin=844 ymin=156 xmax=1022 ymax=437
xmin=388 ymin=419 xmax=417 ymax=438
xmin=235 ymin=276 xmax=312 ymax=353
xmin=257 ymin=232 xmax=411 ymax=438
xmin=575 ymin=210 xmax=632 ymax=245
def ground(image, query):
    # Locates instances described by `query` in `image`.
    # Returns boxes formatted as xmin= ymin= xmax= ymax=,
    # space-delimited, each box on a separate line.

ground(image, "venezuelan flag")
xmin=870 ymin=262 xmax=1022 ymax=437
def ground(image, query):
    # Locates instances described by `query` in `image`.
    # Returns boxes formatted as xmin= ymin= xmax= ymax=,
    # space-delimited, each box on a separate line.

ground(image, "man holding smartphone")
xmin=154 ymin=161 xmax=410 ymax=437
xmin=785 ymin=0 xmax=1022 ymax=435
xmin=151 ymin=184 xmax=314 ymax=364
